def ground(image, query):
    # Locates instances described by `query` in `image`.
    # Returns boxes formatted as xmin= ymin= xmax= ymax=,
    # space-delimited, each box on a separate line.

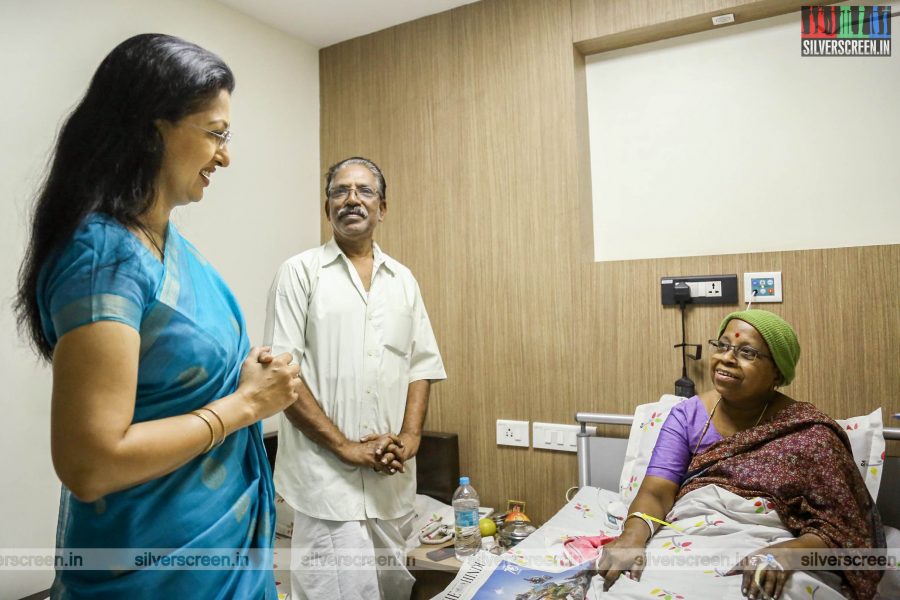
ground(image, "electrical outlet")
xmin=661 ymin=274 xmax=738 ymax=305
xmin=532 ymin=422 xmax=596 ymax=452
xmin=744 ymin=271 xmax=783 ymax=303
xmin=496 ymin=419 xmax=529 ymax=447
xmin=686 ymin=280 xmax=722 ymax=298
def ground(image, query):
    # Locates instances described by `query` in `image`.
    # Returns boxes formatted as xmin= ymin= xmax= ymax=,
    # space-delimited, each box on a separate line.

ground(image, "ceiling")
xmin=215 ymin=0 xmax=481 ymax=48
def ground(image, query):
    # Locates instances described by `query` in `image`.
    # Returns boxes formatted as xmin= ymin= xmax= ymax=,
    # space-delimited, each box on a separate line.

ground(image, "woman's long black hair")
xmin=15 ymin=33 xmax=235 ymax=361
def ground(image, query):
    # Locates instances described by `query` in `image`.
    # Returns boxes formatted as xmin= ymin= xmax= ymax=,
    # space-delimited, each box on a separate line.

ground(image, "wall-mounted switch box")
xmin=533 ymin=422 xmax=596 ymax=452
xmin=496 ymin=419 xmax=530 ymax=447
xmin=661 ymin=274 xmax=739 ymax=305
xmin=744 ymin=271 xmax=782 ymax=303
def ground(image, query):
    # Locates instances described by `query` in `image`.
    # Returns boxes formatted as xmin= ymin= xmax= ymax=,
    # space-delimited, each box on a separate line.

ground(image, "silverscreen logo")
xmin=801 ymin=5 xmax=891 ymax=56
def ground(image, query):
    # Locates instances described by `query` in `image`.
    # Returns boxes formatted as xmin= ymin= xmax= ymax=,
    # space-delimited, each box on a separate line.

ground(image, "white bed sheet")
xmin=435 ymin=486 xmax=897 ymax=600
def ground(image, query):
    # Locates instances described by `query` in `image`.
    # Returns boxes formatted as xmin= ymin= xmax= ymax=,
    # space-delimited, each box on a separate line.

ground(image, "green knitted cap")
xmin=717 ymin=309 xmax=800 ymax=385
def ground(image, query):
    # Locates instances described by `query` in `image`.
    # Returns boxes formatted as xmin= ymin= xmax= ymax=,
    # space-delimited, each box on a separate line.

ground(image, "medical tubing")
xmin=751 ymin=553 xmax=784 ymax=600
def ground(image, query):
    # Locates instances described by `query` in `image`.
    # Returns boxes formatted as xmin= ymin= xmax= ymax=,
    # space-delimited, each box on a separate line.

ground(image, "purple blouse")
xmin=645 ymin=396 xmax=723 ymax=484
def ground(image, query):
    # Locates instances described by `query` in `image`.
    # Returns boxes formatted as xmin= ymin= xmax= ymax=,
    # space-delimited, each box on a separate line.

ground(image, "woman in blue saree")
xmin=15 ymin=34 xmax=301 ymax=599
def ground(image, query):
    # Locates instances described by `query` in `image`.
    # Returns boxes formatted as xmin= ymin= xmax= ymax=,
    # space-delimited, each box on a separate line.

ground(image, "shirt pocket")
xmin=383 ymin=308 xmax=414 ymax=357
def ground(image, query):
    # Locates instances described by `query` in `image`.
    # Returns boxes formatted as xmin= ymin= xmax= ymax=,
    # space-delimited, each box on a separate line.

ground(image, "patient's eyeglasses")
xmin=708 ymin=339 xmax=771 ymax=362
xmin=327 ymin=185 xmax=379 ymax=201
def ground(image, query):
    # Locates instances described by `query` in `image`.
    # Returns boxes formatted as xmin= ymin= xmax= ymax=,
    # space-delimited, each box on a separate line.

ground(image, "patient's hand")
xmin=594 ymin=533 xmax=648 ymax=591
xmin=727 ymin=534 xmax=826 ymax=600
xmin=727 ymin=548 xmax=790 ymax=600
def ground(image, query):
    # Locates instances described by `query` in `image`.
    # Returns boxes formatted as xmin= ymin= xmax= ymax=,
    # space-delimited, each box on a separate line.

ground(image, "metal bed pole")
xmin=575 ymin=413 xmax=632 ymax=488
xmin=574 ymin=411 xmax=900 ymax=440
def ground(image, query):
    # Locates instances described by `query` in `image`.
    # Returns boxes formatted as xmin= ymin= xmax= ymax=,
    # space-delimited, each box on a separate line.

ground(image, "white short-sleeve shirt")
xmin=264 ymin=238 xmax=447 ymax=521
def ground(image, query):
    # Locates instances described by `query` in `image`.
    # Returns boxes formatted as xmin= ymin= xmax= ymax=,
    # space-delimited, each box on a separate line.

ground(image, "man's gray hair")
xmin=325 ymin=157 xmax=386 ymax=200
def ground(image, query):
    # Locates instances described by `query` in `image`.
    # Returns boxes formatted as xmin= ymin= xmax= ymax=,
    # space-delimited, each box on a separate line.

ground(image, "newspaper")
xmin=433 ymin=487 xmax=619 ymax=600
xmin=434 ymin=551 xmax=595 ymax=600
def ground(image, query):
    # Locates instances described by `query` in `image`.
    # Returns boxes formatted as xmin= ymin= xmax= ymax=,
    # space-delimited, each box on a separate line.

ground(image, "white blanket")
xmin=586 ymin=485 xmax=846 ymax=599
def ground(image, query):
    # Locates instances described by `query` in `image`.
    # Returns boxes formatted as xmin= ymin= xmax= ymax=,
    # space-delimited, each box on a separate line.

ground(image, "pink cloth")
xmin=562 ymin=534 xmax=617 ymax=565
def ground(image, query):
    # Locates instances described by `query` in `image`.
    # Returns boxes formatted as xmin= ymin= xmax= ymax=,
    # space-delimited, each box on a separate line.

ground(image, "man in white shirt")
xmin=264 ymin=157 xmax=447 ymax=600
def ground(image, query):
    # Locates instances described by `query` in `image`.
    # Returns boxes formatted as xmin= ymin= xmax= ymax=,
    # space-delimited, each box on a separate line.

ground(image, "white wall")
xmin=0 ymin=1 xmax=320 ymax=596
xmin=587 ymin=8 xmax=900 ymax=262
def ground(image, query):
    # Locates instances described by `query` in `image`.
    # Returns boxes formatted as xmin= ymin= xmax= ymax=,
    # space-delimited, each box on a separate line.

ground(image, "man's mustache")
xmin=338 ymin=206 xmax=368 ymax=219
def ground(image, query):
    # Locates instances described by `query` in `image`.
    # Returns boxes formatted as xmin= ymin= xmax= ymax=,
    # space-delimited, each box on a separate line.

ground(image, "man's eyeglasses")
xmin=708 ymin=339 xmax=771 ymax=362
xmin=327 ymin=185 xmax=379 ymax=201
xmin=191 ymin=124 xmax=232 ymax=149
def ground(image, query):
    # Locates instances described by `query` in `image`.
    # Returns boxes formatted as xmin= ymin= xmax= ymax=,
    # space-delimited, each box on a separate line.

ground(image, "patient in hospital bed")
xmin=595 ymin=310 xmax=883 ymax=600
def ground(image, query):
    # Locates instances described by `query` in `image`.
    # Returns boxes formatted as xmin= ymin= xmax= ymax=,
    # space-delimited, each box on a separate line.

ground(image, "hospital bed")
xmin=434 ymin=399 xmax=900 ymax=599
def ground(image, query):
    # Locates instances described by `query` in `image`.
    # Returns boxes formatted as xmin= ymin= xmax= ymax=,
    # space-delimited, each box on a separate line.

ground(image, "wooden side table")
xmin=409 ymin=541 xmax=461 ymax=599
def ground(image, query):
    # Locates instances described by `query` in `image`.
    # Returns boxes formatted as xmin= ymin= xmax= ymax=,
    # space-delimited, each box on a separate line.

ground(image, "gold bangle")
xmin=191 ymin=410 xmax=216 ymax=453
xmin=199 ymin=407 xmax=226 ymax=447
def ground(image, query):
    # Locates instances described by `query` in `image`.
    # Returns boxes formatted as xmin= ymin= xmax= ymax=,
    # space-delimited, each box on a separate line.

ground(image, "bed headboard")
xmin=574 ymin=412 xmax=900 ymax=530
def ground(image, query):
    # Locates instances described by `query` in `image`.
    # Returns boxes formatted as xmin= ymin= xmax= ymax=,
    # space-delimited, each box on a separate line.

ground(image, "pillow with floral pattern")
xmin=618 ymin=395 xmax=687 ymax=502
xmin=835 ymin=407 xmax=884 ymax=500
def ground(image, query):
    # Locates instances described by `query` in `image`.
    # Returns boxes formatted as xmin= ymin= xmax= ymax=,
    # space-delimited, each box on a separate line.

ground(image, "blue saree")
xmin=38 ymin=213 xmax=276 ymax=599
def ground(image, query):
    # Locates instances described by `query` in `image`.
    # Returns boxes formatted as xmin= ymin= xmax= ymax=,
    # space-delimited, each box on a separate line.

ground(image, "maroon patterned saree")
xmin=677 ymin=401 xmax=883 ymax=600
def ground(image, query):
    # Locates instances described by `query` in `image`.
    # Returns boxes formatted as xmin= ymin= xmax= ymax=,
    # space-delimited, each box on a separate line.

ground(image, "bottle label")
xmin=455 ymin=509 xmax=479 ymax=528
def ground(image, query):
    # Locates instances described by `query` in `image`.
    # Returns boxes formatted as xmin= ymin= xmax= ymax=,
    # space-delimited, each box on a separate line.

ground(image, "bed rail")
xmin=575 ymin=411 xmax=900 ymax=440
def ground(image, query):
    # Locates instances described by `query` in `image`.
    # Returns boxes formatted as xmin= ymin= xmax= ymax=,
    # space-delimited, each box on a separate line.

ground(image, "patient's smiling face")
xmin=710 ymin=319 xmax=781 ymax=403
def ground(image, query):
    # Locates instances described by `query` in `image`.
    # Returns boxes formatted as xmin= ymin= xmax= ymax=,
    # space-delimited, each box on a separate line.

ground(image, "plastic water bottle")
xmin=452 ymin=476 xmax=482 ymax=560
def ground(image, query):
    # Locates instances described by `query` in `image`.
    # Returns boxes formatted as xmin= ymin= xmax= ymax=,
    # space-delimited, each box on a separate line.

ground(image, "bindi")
xmin=734 ymin=333 xmax=740 ymax=338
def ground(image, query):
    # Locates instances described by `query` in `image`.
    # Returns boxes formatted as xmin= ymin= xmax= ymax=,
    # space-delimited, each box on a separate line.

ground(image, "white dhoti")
xmin=290 ymin=509 xmax=416 ymax=600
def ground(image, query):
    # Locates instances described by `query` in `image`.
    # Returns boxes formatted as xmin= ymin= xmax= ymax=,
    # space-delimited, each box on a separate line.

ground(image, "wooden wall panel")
xmin=321 ymin=0 xmax=583 ymax=521
xmin=573 ymin=247 xmax=900 ymax=423
xmin=320 ymin=0 xmax=899 ymax=523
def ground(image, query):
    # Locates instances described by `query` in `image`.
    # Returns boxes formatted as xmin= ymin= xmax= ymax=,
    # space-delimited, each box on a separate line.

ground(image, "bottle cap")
xmin=459 ymin=476 xmax=470 ymax=485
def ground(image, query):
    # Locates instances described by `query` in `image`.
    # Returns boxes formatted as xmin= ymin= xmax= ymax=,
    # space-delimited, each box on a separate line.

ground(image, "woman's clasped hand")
xmin=240 ymin=346 xmax=301 ymax=419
